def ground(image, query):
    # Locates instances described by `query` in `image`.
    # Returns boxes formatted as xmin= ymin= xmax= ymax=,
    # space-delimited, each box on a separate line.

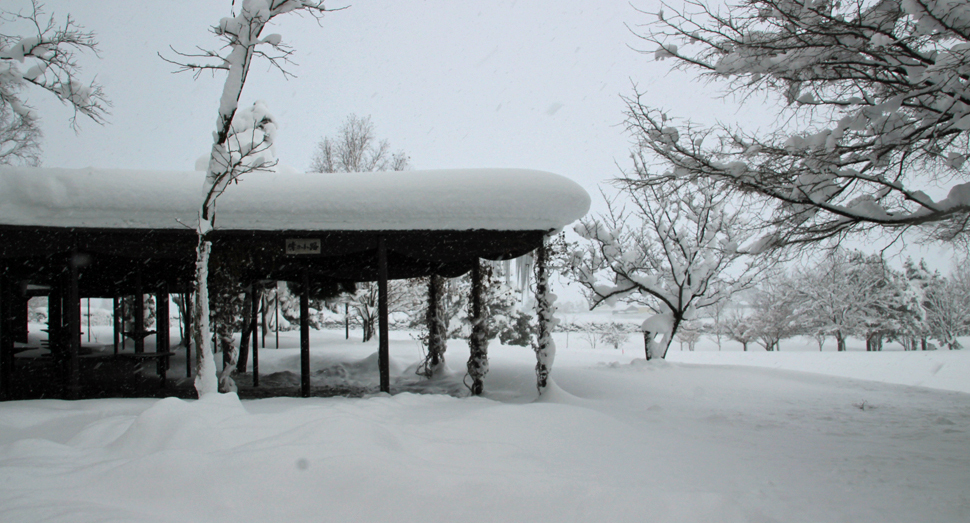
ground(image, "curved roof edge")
xmin=0 ymin=167 xmax=591 ymax=232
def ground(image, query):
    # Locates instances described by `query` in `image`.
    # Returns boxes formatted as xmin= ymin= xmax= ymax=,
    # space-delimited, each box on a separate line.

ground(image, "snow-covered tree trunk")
xmin=533 ymin=241 xmax=557 ymax=393
xmin=192 ymin=240 xmax=217 ymax=394
xmin=165 ymin=1 xmax=332 ymax=397
xmin=466 ymin=260 xmax=488 ymax=395
xmin=642 ymin=312 xmax=677 ymax=360
xmin=571 ymin=181 xmax=762 ymax=360
xmin=419 ymin=275 xmax=447 ymax=378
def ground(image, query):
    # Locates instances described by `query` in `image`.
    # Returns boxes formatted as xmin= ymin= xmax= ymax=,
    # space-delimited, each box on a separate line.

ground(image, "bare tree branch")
xmin=627 ymin=0 xmax=970 ymax=247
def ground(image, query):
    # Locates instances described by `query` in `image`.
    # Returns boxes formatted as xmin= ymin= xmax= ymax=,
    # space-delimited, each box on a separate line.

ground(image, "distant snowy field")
xmin=1 ymin=325 xmax=968 ymax=522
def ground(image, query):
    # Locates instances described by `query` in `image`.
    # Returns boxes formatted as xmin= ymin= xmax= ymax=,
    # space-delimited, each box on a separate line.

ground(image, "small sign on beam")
xmin=285 ymin=239 xmax=321 ymax=255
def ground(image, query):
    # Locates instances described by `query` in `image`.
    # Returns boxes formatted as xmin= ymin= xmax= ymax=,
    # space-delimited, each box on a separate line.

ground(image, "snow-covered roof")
xmin=0 ymin=167 xmax=590 ymax=232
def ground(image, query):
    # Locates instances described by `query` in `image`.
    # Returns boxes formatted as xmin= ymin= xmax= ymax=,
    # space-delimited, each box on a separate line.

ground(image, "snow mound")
xmin=666 ymin=350 xmax=970 ymax=394
xmin=0 ymin=167 xmax=591 ymax=232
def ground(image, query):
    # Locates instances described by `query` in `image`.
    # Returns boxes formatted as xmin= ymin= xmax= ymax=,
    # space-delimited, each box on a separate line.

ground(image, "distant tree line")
xmin=707 ymin=251 xmax=970 ymax=351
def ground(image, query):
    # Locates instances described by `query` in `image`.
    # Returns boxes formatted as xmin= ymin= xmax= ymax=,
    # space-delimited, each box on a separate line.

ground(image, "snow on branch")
xmin=161 ymin=0 xmax=338 ymax=226
xmin=0 ymin=0 xmax=108 ymax=163
xmin=167 ymin=0 xmax=339 ymax=396
xmin=569 ymin=179 xmax=766 ymax=358
xmin=629 ymin=0 xmax=970 ymax=246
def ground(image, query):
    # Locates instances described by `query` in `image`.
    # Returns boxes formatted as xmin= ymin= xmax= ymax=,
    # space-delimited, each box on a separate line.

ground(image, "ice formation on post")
xmin=533 ymin=240 xmax=557 ymax=392
xmin=466 ymin=261 xmax=488 ymax=395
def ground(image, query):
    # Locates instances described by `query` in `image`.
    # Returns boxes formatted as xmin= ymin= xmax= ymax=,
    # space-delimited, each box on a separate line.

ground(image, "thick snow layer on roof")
xmin=0 ymin=167 xmax=590 ymax=232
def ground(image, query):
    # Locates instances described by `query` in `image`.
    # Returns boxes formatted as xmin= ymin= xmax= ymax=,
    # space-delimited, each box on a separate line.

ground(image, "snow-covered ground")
xmin=1 ymin=326 xmax=968 ymax=522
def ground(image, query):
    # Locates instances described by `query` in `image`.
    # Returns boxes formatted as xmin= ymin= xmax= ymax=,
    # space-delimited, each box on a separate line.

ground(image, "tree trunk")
xmin=192 ymin=238 xmax=217 ymax=396
xmin=362 ymin=317 xmax=375 ymax=343
xmin=657 ymin=315 xmax=679 ymax=360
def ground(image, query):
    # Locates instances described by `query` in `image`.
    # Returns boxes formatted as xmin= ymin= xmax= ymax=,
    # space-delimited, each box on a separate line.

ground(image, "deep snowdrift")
xmin=1 ymin=329 xmax=968 ymax=523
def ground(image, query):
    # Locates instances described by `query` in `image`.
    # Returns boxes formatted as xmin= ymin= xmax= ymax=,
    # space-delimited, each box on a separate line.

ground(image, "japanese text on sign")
xmin=286 ymin=239 xmax=321 ymax=255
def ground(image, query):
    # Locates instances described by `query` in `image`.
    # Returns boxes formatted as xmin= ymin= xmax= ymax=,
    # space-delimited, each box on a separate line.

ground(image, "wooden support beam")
xmin=274 ymin=282 xmax=280 ymax=349
xmin=12 ymin=292 xmax=27 ymax=344
xmin=112 ymin=296 xmax=121 ymax=355
xmin=378 ymin=237 xmax=390 ymax=394
xmin=426 ymin=274 xmax=445 ymax=372
xmin=65 ymin=254 xmax=81 ymax=400
xmin=251 ymin=285 xmax=259 ymax=388
xmin=133 ymin=269 xmax=144 ymax=354
xmin=300 ymin=267 xmax=310 ymax=397
xmin=533 ymin=242 xmax=555 ymax=392
xmin=466 ymin=259 xmax=487 ymax=395
xmin=48 ymin=285 xmax=62 ymax=379
xmin=0 ymin=274 xmax=13 ymax=400
xmin=184 ymin=292 xmax=192 ymax=378
xmin=156 ymin=288 xmax=169 ymax=387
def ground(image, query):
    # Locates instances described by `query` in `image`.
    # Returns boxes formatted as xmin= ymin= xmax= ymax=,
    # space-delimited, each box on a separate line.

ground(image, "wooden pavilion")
xmin=0 ymin=167 xmax=590 ymax=400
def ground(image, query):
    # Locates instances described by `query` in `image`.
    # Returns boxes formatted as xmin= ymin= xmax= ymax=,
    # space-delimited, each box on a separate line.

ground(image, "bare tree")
xmin=347 ymin=279 xmax=420 ymax=343
xmin=675 ymin=321 xmax=702 ymax=351
xmin=790 ymin=249 xmax=923 ymax=351
xmin=599 ymin=322 xmax=631 ymax=350
xmin=924 ymin=267 xmax=970 ymax=350
xmin=0 ymin=0 xmax=108 ymax=165
xmin=570 ymin=180 xmax=764 ymax=359
xmin=163 ymin=0 xmax=335 ymax=395
xmin=628 ymin=0 xmax=970 ymax=247
xmin=308 ymin=114 xmax=409 ymax=173
xmin=307 ymin=113 xmax=413 ymax=346
xmin=748 ymin=271 xmax=802 ymax=351
xmin=722 ymin=307 xmax=756 ymax=351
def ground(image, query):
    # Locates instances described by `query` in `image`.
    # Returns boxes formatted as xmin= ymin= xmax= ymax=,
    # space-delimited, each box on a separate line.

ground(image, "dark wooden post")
xmin=156 ymin=288 xmax=169 ymax=387
xmin=534 ymin=243 xmax=554 ymax=391
xmin=466 ymin=260 xmax=487 ymax=395
xmin=65 ymin=254 xmax=81 ymax=400
xmin=12 ymin=291 xmax=28 ymax=344
xmin=300 ymin=268 xmax=310 ymax=397
xmin=377 ymin=237 xmax=390 ymax=394
xmin=184 ymin=292 xmax=192 ymax=378
xmin=275 ymin=282 xmax=280 ymax=349
xmin=112 ymin=296 xmax=121 ymax=355
xmin=251 ymin=285 xmax=260 ymax=388
xmin=0 ymin=274 xmax=13 ymax=400
xmin=426 ymin=274 xmax=445 ymax=371
xmin=133 ymin=270 xmax=145 ymax=354
xmin=119 ymin=295 xmax=126 ymax=351
xmin=48 ymin=285 xmax=62 ymax=373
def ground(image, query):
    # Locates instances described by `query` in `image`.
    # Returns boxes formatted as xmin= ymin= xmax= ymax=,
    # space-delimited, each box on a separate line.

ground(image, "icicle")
xmin=516 ymin=252 xmax=534 ymax=293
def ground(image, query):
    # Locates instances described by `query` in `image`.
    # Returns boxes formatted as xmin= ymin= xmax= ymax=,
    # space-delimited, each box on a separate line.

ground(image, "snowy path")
xmin=1 ymin=329 xmax=968 ymax=522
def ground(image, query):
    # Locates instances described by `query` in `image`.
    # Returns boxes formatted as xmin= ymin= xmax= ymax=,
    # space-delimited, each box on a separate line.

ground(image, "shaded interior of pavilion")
xmin=0 ymin=167 xmax=590 ymax=400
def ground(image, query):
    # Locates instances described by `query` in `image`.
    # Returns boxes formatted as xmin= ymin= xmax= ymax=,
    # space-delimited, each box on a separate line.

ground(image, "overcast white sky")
xmin=28 ymin=0 xmax=957 ymax=277
xmin=32 ymin=1 xmax=732 ymax=195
